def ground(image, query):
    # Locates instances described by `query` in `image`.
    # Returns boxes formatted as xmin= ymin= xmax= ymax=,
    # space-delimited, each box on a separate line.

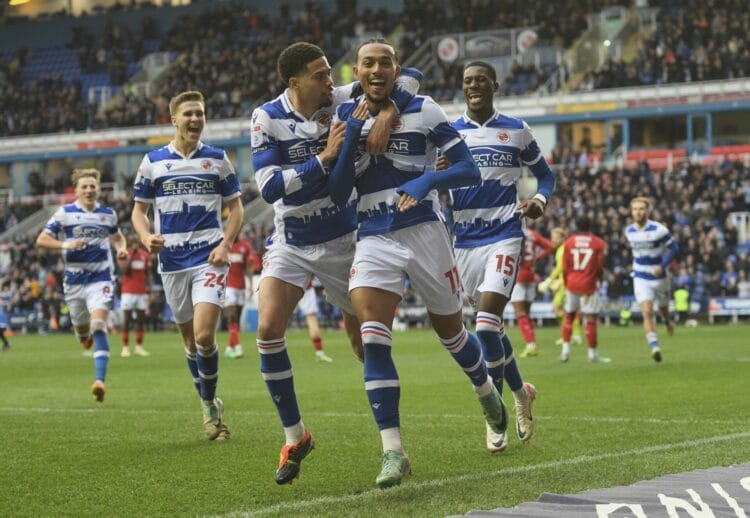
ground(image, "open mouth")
xmin=369 ymin=79 xmax=387 ymax=94
xmin=467 ymin=92 xmax=484 ymax=103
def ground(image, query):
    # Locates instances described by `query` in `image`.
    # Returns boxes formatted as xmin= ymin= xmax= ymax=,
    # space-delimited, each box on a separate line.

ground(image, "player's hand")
xmin=64 ymin=238 xmax=87 ymax=251
xmin=652 ymin=265 xmax=664 ymax=277
xmin=208 ymin=243 xmax=230 ymax=267
xmin=319 ymin=121 xmax=345 ymax=167
xmin=142 ymin=234 xmax=165 ymax=254
xmin=519 ymin=198 xmax=545 ymax=219
xmin=397 ymin=192 xmax=419 ymax=212
xmin=366 ymin=100 xmax=395 ymax=155
xmin=116 ymin=248 xmax=129 ymax=261
xmin=436 ymin=156 xmax=450 ymax=171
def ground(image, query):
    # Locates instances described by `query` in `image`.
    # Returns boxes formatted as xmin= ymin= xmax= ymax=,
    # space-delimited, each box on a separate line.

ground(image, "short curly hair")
xmin=277 ymin=42 xmax=325 ymax=84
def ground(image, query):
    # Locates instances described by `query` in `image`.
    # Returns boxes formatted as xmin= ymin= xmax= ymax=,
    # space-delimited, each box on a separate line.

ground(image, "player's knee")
xmin=257 ymin=316 xmax=283 ymax=340
xmin=194 ymin=329 xmax=215 ymax=347
xmin=90 ymin=319 xmax=107 ymax=334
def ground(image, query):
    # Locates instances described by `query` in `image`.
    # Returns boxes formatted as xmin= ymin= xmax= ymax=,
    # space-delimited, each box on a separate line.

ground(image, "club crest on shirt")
xmin=498 ymin=132 xmax=510 ymax=143
xmin=390 ymin=117 xmax=404 ymax=131
xmin=201 ymin=160 xmax=211 ymax=171
xmin=316 ymin=112 xmax=331 ymax=127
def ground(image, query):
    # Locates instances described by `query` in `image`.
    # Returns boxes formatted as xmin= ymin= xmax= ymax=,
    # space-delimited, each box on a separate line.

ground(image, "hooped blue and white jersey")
xmin=449 ymin=111 xmax=544 ymax=248
xmin=251 ymin=85 xmax=361 ymax=247
xmin=335 ymin=95 xmax=463 ymax=238
xmin=43 ymin=201 xmax=120 ymax=286
xmin=625 ymin=219 xmax=674 ymax=280
xmin=133 ymin=141 xmax=241 ymax=274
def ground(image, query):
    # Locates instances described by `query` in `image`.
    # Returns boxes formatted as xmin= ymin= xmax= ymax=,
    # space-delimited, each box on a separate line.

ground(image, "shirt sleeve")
xmin=422 ymin=97 xmax=462 ymax=154
xmin=133 ymin=155 xmax=155 ymax=203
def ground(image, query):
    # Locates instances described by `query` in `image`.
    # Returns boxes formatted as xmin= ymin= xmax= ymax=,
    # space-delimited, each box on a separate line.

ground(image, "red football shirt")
xmin=121 ymin=248 xmax=151 ymax=295
xmin=562 ymin=232 xmax=606 ymax=295
xmin=516 ymin=229 xmax=556 ymax=284
xmin=227 ymin=239 xmax=255 ymax=289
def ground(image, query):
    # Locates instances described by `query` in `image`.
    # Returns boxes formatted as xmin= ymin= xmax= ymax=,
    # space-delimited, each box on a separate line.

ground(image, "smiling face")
xmin=463 ymin=65 xmax=497 ymax=117
xmin=172 ymin=100 xmax=205 ymax=151
xmin=292 ymin=56 xmax=334 ymax=112
xmin=354 ymin=42 xmax=401 ymax=106
xmin=75 ymin=176 xmax=99 ymax=211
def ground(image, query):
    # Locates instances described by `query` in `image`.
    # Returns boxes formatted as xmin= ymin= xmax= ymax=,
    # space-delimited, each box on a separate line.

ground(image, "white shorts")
xmin=510 ymin=282 xmax=537 ymax=303
xmin=633 ymin=277 xmax=670 ymax=307
xmin=564 ymin=290 xmax=600 ymax=314
xmin=121 ymin=293 xmax=148 ymax=312
xmin=223 ymin=287 xmax=246 ymax=308
xmin=161 ymin=264 xmax=228 ymax=324
xmin=297 ymin=287 xmax=318 ymax=316
xmin=455 ymin=238 xmax=523 ymax=310
xmin=64 ymin=281 xmax=114 ymax=326
xmin=260 ymin=232 xmax=355 ymax=314
xmin=350 ymin=221 xmax=463 ymax=316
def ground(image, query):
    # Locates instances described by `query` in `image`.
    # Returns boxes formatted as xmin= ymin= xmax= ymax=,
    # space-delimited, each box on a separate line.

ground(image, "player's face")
xmin=296 ymin=56 xmax=334 ymax=109
xmin=75 ymin=177 xmax=99 ymax=209
xmin=551 ymin=230 xmax=565 ymax=247
xmin=463 ymin=65 xmax=496 ymax=112
xmin=354 ymin=43 xmax=401 ymax=105
xmin=631 ymin=201 xmax=649 ymax=225
xmin=172 ymin=100 xmax=205 ymax=147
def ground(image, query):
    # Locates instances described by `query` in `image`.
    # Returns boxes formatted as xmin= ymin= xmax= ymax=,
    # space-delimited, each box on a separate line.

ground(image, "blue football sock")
xmin=440 ymin=327 xmax=489 ymax=388
xmin=362 ymin=322 xmax=400 ymax=431
xmin=501 ymin=332 xmax=524 ymax=392
xmin=258 ymin=337 xmax=301 ymax=427
xmin=476 ymin=312 xmax=506 ymax=395
xmin=196 ymin=343 xmax=219 ymax=401
xmin=92 ymin=329 xmax=110 ymax=382
xmin=184 ymin=348 xmax=202 ymax=396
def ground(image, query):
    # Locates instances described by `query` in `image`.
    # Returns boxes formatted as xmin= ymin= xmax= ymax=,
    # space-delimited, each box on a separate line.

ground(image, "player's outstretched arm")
xmin=396 ymin=141 xmax=480 ymax=212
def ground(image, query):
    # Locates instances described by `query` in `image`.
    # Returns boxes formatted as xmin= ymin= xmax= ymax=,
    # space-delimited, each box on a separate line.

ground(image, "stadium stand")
xmin=577 ymin=0 xmax=750 ymax=91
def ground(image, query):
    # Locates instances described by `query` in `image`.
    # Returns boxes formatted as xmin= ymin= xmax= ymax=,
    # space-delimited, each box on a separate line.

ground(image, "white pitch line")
xmin=2 ymin=407 xmax=750 ymax=427
xmin=215 ymin=430 xmax=750 ymax=517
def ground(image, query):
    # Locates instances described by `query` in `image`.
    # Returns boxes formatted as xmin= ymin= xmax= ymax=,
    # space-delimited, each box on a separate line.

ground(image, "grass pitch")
xmin=1 ymin=323 xmax=749 ymax=517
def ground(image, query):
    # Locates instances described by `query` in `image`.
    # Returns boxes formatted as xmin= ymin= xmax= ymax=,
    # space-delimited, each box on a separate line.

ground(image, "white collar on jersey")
xmin=74 ymin=199 xmax=100 ymax=213
xmin=167 ymin=140 xmax=204 ymax=160
xmin=461 ymin=109 xmax=500 ymax=127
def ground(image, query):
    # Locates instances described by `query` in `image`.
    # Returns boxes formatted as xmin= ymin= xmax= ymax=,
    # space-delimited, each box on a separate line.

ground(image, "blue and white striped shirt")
xmin=43 ymin=201 xmax=120 ymax=286
xmin=133 ymin=142 xmax=241 ymax=274
xmin=450 ymin=111 xmax=553 ymax=248
xmin=336 ymin=95 xmax=462 ymax=237
xmin=251 ymin=86 xmax=359 ymax=247
xmin=625 ymin=220 xmax=674 ymax=280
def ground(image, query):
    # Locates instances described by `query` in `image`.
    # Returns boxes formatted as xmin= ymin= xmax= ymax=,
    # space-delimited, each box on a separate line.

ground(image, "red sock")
xmin=136 ymin=331 xmax=144 ymax=346
xmin=122 ymin=331 xmax=129 ymax=347
xmin=228 ymin=322 xmax=239 ymax=347
xmin=562 ymin=315 xmax=573 ymax=342
xmin=312 ymin=336 xmax=323 ymax=351
xmin=585 ymin=317 xmax=597 ymax=348
xmin=517 ymin=314 xmax=535 ymax=345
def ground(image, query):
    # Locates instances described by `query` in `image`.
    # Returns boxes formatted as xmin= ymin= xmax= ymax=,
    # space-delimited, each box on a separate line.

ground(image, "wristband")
xmin=532 ymin=193 xmax=547 ymax=206
xmin=62 ymin=242 xmax=70 ymax=250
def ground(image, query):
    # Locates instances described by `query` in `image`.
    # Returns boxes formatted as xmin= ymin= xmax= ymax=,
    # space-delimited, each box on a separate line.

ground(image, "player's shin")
xmin=475 ymin=312 xmax=505 ymax=394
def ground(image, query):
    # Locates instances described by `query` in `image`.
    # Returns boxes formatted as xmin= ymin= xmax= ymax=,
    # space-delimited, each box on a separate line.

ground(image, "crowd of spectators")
xmin=577 ymin=0 xmax=750 ymax=91
xmin=528 ymin=157 xmax=750 ymax=305
xmin=1 ymin=0 xmax=627 ymax=137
